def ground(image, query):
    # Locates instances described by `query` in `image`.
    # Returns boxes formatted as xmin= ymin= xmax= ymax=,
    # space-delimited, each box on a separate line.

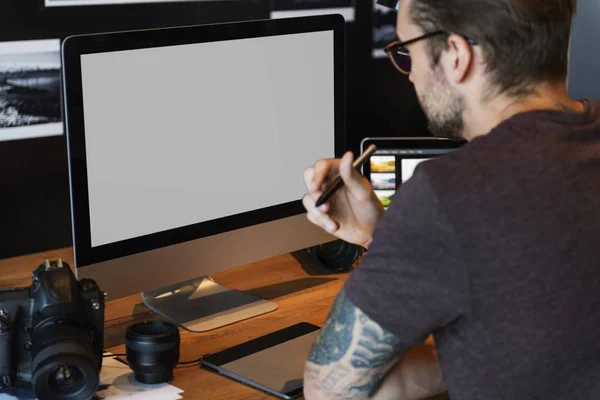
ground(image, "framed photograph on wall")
xmin=46 ymin=0 xmax=201 ymax=7
xmin=0 ymin=39 xmax=62 ymax=142
xmin=372 ymin=0 xmax=397 ymax=58
xmin=271 ymin=0 xmax=355 ymax=22
xmin=376 ymin=0 xmax=397 ymax=10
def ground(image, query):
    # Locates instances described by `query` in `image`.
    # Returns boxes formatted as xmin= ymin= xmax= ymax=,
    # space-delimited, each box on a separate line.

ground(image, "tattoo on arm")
xmin=305 ymin=289 xmax=409 ymax=399
xmin=307 ymin=288 xmax=356 ymax=366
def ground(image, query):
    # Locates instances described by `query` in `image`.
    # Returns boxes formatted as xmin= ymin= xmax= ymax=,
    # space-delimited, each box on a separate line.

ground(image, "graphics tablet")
xmin=200 ymin=322 xmax=320 ymax=399
xmin=361 ymin=137 xmax=465 ymax=208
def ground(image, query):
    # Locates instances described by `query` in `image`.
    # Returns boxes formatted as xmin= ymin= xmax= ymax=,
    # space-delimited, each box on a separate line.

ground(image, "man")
xmin=302 ymin=0 xmax=600 ymax=399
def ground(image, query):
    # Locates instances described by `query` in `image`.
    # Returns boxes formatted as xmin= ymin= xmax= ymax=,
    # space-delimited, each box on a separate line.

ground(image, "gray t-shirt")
xmin=345 ymin=100 xmax=600 ymax=399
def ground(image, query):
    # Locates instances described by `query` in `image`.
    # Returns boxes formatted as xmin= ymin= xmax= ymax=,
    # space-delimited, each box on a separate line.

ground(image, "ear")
xmin=443 ymin=34 xmax=474 ymax=84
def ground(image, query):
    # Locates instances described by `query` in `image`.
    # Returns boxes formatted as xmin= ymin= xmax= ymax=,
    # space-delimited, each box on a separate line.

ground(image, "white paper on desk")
xmin=0 ymin=384 xmax=37 ymax=400
xmin=97 ymin=356 xmax=184 ymax=400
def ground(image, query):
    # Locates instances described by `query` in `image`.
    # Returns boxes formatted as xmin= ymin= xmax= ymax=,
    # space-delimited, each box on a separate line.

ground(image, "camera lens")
xmin=33 ymin=353 xmax=98 ymax=400
xmin=49 ymin=365 xmax=82 ymax=394
xmin=30 ymin=321 xmax=101 ymax=400
xmin=126 ymin=321 xmax=180 ymax=384
xmin=315 ymin=240 xmax=362 ymax=272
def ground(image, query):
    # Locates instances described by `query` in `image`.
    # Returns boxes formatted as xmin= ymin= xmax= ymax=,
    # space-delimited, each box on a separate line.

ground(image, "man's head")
xmin=394 ymin=0 xmax=578 ymax=139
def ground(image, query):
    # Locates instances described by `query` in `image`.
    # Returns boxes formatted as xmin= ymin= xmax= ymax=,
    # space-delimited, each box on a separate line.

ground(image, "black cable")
xmin=177 ymin=358 xmax=202 ymax=365
xmin=103 ymin=352 xmax=203 ymax=366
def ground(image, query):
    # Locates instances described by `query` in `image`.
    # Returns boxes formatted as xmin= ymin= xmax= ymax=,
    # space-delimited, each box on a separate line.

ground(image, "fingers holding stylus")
xmin=338 ymin=151 xmax=374 ymax=202
xmin=302 ymin=166 xmax=336 ymax=232
xmin=304 ymin=165 xmax=330 ymax=210
xmin=308 ymin=158 xmax=341 ymax=193
xmin=303 ymin=193 xmax=338 ymax=234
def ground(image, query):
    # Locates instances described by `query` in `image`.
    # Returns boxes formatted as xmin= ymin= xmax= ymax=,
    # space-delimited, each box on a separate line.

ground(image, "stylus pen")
xmin=315 ymin=144 xmax=378 ymax=208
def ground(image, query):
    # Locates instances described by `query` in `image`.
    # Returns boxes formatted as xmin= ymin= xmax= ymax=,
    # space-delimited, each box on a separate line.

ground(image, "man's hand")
xmin=303 ymin=151 xmax=384 ymax=249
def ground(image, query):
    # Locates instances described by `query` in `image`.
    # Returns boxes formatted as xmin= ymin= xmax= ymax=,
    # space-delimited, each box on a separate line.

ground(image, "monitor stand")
xmin=141 ymin=276 xmax=278 ymax=332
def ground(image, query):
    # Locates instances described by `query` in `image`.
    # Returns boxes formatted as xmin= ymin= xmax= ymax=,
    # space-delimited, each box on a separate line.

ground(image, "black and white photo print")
xmin=372 ymin=0 xmax=398 ymax=58
xmin=0 ymin=39 xmax=62 ymax=142
xmin=271 ymin=0 xmax=355 ymax=22
xmin=45 ymin=0 xmax=184 ymax=7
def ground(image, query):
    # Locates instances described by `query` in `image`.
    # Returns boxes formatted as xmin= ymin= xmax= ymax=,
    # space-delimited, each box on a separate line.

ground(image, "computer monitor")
xmin=61 ymin=15 xmax=345 ymax=332
xmin=361 ymin=138 xmax=466 ymax=208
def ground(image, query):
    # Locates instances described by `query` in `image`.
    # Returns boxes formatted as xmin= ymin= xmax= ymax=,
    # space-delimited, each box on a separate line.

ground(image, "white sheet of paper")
xmin=97 ymin=357 xmax=184 ymax=400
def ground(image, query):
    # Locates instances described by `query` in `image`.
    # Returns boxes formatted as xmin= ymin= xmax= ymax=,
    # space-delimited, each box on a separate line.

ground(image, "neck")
xmin=462 ymin=81 xmax=584 ymax=141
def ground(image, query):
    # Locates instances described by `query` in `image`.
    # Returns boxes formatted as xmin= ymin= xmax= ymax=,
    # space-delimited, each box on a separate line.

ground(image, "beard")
xmin=417 ymin=63 xmax=466 ymax=139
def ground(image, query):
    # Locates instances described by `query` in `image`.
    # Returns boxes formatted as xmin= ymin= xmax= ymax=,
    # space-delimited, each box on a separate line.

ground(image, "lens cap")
xmin=125 ymin=321 xmax=180 ymax=384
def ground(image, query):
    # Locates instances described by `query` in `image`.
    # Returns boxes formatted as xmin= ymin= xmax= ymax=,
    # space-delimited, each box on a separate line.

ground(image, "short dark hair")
xmin=410 ymin=0 xmax=577 ymax=97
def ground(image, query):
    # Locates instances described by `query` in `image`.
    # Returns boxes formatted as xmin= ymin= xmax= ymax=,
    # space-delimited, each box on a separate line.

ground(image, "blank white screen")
xmin=80 ymin=31 xmax=335 ymax=247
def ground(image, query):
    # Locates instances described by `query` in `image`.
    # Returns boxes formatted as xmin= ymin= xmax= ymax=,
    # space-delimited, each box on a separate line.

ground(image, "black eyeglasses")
xmin=384 ymin=30 xmax=478 ymax=75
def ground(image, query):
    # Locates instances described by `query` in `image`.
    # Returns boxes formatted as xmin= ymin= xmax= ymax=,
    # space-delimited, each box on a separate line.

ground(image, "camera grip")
xmin=0 ymin=322 xmax=14 ymax=386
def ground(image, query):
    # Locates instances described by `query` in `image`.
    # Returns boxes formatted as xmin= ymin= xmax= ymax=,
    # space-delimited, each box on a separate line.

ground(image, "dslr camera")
xmin=0 ymin=259 xmax=104 ymax=400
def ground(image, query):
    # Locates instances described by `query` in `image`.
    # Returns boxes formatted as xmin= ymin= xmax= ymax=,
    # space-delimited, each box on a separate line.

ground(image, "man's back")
xmin=428 ymin=100 xmax=600 ymax=398
xmin=345 ymin=100 xmax=600 ymax=399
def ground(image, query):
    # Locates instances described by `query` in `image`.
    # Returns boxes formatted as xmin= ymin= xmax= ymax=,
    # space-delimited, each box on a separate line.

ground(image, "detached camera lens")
xmin=126 ymin=321 xmax=180 ymax=384
xmin=315 ymin=240 xmax=362 ymax=272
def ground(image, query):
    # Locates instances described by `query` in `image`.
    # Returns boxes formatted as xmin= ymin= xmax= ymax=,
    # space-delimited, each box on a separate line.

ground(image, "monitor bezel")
xmin=62 ymin=14 xmax=346 ymax=268
xmin=361 ymin=137 xmax=466 ymax=153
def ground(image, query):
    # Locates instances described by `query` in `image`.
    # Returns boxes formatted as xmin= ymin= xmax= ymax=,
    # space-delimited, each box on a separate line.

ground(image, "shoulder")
xmin=401 ymin=132 xmax=525 ymax=217
xmin=416 ymin=119 xmax=546 ymax=192
xmin=584 ymin=99 xmax=600 ymax=121
xmin=409 ymin=139 xmax=494 ymax=195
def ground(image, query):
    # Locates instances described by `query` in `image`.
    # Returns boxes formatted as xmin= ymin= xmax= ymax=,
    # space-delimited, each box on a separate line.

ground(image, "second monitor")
xmin=61 ymin=15 xmax=345 ymax=331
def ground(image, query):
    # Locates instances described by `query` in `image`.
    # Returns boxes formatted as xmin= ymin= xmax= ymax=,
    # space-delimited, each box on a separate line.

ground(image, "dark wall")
xmin=361 ymin=58 xmax=429 ymax=149
xmin=0 ymin=1 xmax=271 ymax=258
xmin=345 ymin=59 xmax=430 ymax=157
xmin=344 ymin=0 xmax=374 ymax=156
xmin=358 ymin=1 xmax=430 ymax=157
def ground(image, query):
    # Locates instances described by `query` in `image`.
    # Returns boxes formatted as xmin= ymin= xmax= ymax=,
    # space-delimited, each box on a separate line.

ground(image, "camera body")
xmin=0 ymin=260 xmax=104 ymax=400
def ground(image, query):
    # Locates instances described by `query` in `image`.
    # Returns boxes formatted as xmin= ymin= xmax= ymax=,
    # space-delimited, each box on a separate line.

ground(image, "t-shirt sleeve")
xmin=345 ymin=164 xmax=469 ymax=344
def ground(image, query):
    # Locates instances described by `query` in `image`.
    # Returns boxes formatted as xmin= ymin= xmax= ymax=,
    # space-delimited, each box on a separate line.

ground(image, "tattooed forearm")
xmin=352 ymin=314 xmax=401 ymax=369
xmin=320 ymin=366 xmax=352 ymax=394
xmin=349 ymin=314 xmax=406 ymax=396
xmin=304 ymin=289 xmax=410 ymax=399
xmin=307 ymin=289 xmax=356 ymax=366
xmin=349 ymin=372 xmax=385 ymax=397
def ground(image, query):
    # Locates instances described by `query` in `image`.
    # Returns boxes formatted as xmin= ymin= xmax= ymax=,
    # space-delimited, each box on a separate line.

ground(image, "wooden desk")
xmin=0 ymin=247 xmax=346 ymax=399
xmin=1 ymin=248 xmax=448 ymax=400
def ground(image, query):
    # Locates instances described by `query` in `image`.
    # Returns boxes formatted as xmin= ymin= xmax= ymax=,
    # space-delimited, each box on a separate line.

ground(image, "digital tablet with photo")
xmin=361 ymin=137 xmax=466 ymax=209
